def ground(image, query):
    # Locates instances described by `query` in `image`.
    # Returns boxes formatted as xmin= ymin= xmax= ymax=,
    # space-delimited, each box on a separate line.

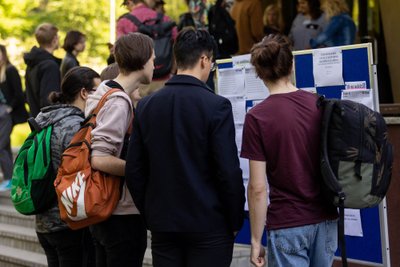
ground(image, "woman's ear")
xmin=80 ymin=88 xmax=89 ymax=100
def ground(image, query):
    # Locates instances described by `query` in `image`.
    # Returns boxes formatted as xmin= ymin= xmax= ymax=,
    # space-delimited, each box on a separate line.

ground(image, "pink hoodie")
xmin=85 ymin=81 xmax=139 ymax=215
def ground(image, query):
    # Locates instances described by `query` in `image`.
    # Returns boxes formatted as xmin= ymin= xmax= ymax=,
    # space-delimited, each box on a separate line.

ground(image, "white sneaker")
xmin=0 ymin=180 xmax=11 ymax=191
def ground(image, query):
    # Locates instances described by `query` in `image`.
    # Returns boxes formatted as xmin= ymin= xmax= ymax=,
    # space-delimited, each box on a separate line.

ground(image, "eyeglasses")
xmin=202 ymin=55 xmax=216 ymax=72
xmin=210 ymin=62 xmax=217 ymax=72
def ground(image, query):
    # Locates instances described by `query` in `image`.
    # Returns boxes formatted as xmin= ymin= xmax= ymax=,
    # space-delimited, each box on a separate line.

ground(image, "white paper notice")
xmin=345 ymin=81 xmax=367 ymax=90
xmin=226 ymin=96 xmax=246 ymax=124
xmin=240 ymin=157 xmax=249 ymax=179
xmin=244 ymin=68 xmax=269 ymax=100
xmin=313 ymin=47 xmax=344 ymax=87
xmin=341 ymin=89 xmax=374 ymax=110
xmin=217 ymin=68 xmax=245 ymax=96
xmin=344 ymin=209 xmax=363 ymax=237
xmin=300 ymin=87 xmax=317 ymax=94
xmin=235 ymin=124 xmax=243 ymax=152
xmin=232 ymin=54 xmax=251 ymax=68
xmin=243 ymin=178 xmax=249 ymax=211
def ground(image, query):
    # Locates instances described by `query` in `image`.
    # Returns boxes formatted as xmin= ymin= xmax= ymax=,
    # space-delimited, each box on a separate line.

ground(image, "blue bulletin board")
xmin=293 ymin=44 xmax=372 ymax=99
xmin=217 ymin=43 xmax=390 ymax=266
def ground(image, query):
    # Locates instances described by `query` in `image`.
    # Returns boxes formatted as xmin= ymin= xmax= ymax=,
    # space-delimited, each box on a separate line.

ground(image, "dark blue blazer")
xmin=125 ymin=74 xmax=245 ymax=233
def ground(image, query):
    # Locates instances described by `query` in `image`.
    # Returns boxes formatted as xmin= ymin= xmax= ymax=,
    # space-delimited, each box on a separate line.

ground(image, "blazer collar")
xmin=166 ymin=74 xmax=214 ymax=94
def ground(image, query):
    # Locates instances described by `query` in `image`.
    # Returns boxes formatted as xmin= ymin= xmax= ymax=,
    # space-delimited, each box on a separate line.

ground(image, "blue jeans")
xmin=267 ymin=220 xmax=338 ymax=267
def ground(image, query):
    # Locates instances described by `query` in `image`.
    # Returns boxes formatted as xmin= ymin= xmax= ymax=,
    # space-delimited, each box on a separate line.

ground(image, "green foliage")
xmin=0 ymin=0 xmax=111 ymax=73
xmin=0 ymin=0 xmax=189 ymax=75
xmin=164 ymin=0 xmax=189 ymax=21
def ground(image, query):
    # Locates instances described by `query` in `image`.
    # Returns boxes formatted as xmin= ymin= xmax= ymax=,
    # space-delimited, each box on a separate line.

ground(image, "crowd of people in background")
xmin=0 ymin=0 xmax=358 ymax=266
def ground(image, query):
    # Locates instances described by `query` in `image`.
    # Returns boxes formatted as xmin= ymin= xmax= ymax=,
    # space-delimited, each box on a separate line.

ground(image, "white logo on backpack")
xmin=60 ymin=171 xmax=88 ymax=221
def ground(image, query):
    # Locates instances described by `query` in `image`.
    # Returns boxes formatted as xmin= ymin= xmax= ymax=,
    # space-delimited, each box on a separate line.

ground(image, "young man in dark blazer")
xmin=125 ymin=28 xmax=245 ymax=267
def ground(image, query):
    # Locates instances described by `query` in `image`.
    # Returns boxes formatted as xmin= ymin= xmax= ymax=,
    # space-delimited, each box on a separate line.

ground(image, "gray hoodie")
xmin=34 ymin=104 xmax=84 ymax=233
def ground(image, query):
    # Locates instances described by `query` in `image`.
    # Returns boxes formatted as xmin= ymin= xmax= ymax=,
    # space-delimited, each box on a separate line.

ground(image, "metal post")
xmin=110 ymin=0 xmax=116 ymax=44
xmin=373 ymin=63 xmax=391 ymax=266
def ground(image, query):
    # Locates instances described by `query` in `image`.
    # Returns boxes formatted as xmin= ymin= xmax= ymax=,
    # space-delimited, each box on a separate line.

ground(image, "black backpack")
xmin=208 ymin=2 xmax=238 ymax=58
xmin=319 ymin=97 xmax=393 ymax=267
xmin=177 ymin=12 xmax=196 ymax=31
xmin=121 ymin=13 xmax=176 ymax=79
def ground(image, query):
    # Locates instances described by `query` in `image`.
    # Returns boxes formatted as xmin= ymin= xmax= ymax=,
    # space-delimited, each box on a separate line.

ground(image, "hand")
xmin=5 ymin=105 xmax=12 ymax=114
xmin=250 ymin=244 xmax=266 ymax=267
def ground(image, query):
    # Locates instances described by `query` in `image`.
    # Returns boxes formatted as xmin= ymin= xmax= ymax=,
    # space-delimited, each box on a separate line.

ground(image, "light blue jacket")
xmin=310 ymin=13 xmax=356 ymax=48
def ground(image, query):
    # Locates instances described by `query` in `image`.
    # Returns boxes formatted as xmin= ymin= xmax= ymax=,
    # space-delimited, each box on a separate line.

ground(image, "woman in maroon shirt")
xmin=241 ymin=34 xmax=338 ymax=267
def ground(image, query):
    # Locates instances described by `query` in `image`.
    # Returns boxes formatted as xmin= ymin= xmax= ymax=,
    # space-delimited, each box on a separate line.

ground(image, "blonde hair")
xmin=263 ymin=4 xmax=278 ymax=26
xmin=0 ymin=65 xmax=5 ymax=83
xmin=263 ymin=3 xmax=284 ymax=32
xmin=322 ymin=0 xmax=349 ymax=19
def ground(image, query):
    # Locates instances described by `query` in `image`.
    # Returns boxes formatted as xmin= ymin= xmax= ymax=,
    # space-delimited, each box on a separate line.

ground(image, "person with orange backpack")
xmin=84 ymin=33 xmax=154 ymax=267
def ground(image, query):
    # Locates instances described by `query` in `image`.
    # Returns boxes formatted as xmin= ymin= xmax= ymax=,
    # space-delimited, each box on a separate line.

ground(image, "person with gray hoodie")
xmin=33 ymin=67 xmax=101 ymax=267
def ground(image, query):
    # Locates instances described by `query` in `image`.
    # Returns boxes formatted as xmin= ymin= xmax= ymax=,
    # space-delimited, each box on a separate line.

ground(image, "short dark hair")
xmin=122 ymin=0 xmax=142 ymax=6
xmin=306 ymin=0 xmax=323 ymax=20
xmin=35 ymin=23 xmax=58 ymax=46
xmin=49 ymin=66 xmax=100 ymax=104
xmin=63 ymin=30 xmax=86 ymax=53
xmin=250 ymin=34 xmax=293 ymax=83
xmin=114 ymin=32 xmax=154 ymax=75
xmin=173 ymin=28 xmax=216 ymax=70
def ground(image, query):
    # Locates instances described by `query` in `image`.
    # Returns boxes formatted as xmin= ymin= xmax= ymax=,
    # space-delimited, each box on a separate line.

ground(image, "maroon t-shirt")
xmin=241 ymin=90 xmax=338 ymax=230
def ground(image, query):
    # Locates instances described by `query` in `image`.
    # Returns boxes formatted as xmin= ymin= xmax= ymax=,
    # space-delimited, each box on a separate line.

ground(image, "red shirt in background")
xmin=116 ymin=3 xmax=178 ymax=40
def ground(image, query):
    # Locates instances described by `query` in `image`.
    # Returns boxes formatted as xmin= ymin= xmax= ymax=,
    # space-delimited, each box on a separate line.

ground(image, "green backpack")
xmin=10 ymin=118 xmax=56 ymax=215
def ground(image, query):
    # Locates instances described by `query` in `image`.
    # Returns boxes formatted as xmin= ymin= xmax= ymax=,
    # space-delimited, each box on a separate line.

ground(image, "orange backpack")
xmin=54 ymin=89 xmax=123 ymax=230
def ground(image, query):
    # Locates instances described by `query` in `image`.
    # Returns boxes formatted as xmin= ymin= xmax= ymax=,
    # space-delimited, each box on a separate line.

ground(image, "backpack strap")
xmin=156 ymin=12 xmax=164 ymax=22
xmin=319 ymin=97 xmax=348 ymax=267
xmin=28 ymin=117 xmax=42 ymax=132
xmin=142 ymin=12 xmax=164 ymax=25
xmin=92 ymin=88 xmax=122 ymax=116
xmin=320 ymin=98 xmax=345 ymax=197
xmin=338 ymin=199 xmax=348 ymax=267
xmin=81 ymin=88 xmax=123 ymax=128
xmin=122 ymin=13 xmax=143 ymax=27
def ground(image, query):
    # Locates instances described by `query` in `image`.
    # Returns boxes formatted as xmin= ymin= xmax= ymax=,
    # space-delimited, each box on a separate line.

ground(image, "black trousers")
xmin=36 ymin=227 xmax=95 ymax=267
xmin=90 ymin=214 xmax=147 ymax=267
xmin=0 ymin=107 xmax=13 ymax=181
xmin=151 ymin=230 xmax=235 ymax=267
